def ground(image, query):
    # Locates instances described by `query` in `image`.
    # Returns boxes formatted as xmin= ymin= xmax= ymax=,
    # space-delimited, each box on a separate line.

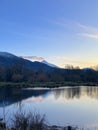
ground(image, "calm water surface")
xmin=0 ymin=86 xmax=98 ymax=129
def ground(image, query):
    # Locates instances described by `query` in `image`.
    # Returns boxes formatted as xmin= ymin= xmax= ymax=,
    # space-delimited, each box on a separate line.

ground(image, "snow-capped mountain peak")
xmin=21 ymin=56 xmax=44 ymax=62
xmin=21 ymin=56 xmax=58 ymax=68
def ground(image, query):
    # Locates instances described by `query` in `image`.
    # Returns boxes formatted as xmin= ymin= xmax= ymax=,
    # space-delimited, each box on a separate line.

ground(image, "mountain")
xmin=1 ymin=52 xmax=98 ymax=83
xmin=0 ymin=52 xmax=21 ymax=66
xmin=21 ymin=56 xmax=58 ymax=68
xmin=0 ymin=52 xmax=54 ymax=72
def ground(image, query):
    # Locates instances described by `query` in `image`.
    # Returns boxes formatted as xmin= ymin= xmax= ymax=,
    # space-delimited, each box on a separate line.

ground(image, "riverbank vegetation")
xmin=0 ymin=81 xmax=98 ymax=88
xmin=0 ymin=112 xmax=97 ymax=130
xmin=0 ymin=111 xmax=91 ymax=130
xmin=0 ymin=112 xmax=47 ymax=130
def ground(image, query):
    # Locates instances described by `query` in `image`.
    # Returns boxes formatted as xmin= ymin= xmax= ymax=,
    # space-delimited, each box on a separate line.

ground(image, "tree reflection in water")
xmin=53 ymin=86 xmax=98 ymax=100
xmin=0 ymin=86 xmax=98 ymax=107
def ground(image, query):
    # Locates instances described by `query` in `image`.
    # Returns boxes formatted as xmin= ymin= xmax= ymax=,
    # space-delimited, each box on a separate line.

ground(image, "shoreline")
xmin=0 ymin=82 xmax=98 ymax=88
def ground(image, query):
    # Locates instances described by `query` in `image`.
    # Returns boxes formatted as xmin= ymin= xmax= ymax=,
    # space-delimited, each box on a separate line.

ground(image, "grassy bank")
xmin=0 ymin=111 xmax=91 ymax=130
xmin=0 ymin=81 xmax=98 ymax=88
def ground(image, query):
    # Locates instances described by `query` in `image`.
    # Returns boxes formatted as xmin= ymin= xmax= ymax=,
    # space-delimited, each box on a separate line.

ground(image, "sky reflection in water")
xmin=0 ymin=86 xmax=98 ymax=129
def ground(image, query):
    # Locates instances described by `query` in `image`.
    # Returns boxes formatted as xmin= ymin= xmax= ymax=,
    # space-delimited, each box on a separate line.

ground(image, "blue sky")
xmin=0 ymin=0 xmax=98 ymax=68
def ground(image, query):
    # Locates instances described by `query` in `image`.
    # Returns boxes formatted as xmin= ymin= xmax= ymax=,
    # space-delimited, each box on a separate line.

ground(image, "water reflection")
xmin=51 ymin=86 xmax=98 ymax=101
xmin=0 ymin=86 xmax=98 ymax=107
xmin=0 ymin=86 xmax=98 ymax=129
xmin=53 ymin=87 xmax=81 ymax=100
xmin=85 ymin=87 xmax=98 ymax=99
xmin=0 ymin=87 xmax=50 ymax=107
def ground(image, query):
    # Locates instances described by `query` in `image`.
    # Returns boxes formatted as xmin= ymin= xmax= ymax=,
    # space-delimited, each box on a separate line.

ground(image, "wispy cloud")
xmin=53 ymin=56 xmax=79 ymax=63
xmin=48 ymin=18 xmax=76 ymax=30
xmin=47 ymin=56 xmax=98 ymax=68
xmin=48 ymin=19 xmax=98 ymax=40
xmin=79 ymin=33 xmax=98 ymax=39
xmin=77 ymin=23 xmax=98 ymax=39
xmin=77 ymin=23 xmax=98 ymax=33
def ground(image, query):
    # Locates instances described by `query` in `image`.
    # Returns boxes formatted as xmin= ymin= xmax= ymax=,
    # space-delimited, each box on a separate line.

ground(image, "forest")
xmin=0 ymin=64 xmax=98 ymax=84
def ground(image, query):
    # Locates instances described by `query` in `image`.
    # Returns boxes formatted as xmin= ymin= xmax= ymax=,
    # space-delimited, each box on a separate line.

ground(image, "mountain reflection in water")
xmin=0 ymin=87 xmax=50 ymax=107
xmin=0 ymin=86 xmax=98 ymax=129
xmin=0 ymin=86 xmax=98 ymax=107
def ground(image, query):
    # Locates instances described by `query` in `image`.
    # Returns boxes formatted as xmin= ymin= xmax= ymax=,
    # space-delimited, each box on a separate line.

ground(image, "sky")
xmin=0 ymin=0 xmax=98 ymax=68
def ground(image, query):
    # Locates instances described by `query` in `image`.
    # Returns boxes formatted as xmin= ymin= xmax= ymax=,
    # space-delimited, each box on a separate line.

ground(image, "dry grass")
xmin=11 ymin=111 xmax=46 ymax=130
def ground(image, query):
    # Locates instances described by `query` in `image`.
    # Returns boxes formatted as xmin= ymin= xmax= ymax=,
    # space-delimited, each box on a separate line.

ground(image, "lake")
xmin=0 ymin=86 xmax=98 ymax=129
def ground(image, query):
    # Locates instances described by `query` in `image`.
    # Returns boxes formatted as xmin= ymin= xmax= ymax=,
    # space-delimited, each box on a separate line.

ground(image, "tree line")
xmin=0 ymin=64 xmax=98 ymax=83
